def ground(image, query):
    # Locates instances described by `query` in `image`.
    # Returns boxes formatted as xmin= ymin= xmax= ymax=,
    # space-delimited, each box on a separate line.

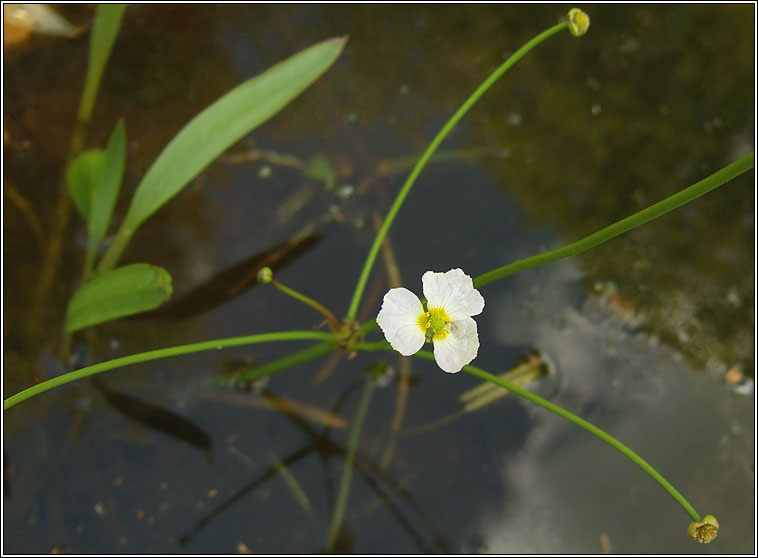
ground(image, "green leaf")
xmin=66 ymin=263 xmax=173 ymax=333
xmin=67 ymin=149 xmax=105 ymax=220
xmin=97 ymin=36 xmax=347 ymax=272
xmin=86 ymin=120 xmax=126 ymax=272
xmin=77 ymin=5 xmax=127 ymax=132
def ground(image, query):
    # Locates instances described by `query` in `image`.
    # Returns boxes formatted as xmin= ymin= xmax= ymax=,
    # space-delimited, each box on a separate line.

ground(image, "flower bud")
xmin=568 ymin=8 xmax=590 ymax=37
xmin=687 ymin=514 xmax=719 ymax=543
xmin=257 ymin=267 xmax=273 ymax=284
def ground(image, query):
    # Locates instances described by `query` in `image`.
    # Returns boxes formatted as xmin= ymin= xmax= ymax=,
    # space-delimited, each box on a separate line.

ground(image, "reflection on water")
xmin=3 ymin=4 xmax=754 ymax=554
xmin=478 ymin=258 xmax=754 ymax=554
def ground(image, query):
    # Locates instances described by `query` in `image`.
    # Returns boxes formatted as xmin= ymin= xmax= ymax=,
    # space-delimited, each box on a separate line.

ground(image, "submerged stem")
xmin=326 ymin=374 xmax=377 ymax=551
xmin=235 ymin=340 xmax=336 ymax=384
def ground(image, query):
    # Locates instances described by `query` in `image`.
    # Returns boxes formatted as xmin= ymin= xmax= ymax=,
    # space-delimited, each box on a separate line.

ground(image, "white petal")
xmin=432 ymin=317 xmax=480 ymax=373
xmin=422 ymin=268 xmax=484 ymax=321
xmin=376 ymin=288 xmax=426 ymax=356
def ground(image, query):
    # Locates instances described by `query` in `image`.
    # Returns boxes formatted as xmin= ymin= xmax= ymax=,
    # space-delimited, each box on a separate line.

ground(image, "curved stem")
xmin=271 ymin=279 xmax=340 ymax=333
xmin=4 ymin=331 xmax=334 ymax=410
xmin=349 ymin=338 xmax=702 ymax=522
xmin=412 ymin=350 xmax=702 ymax=522
xmin=473 ymin=151 xmax=754 ymax=289
xmin=344 ymin=21 xmax=571 ymax=321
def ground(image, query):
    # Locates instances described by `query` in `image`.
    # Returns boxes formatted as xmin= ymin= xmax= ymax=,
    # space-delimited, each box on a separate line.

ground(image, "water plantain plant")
xmin=6 ymin=6 xmax=754 ymax=550
xmin=58 ymin=4 xmax=347 ymax=333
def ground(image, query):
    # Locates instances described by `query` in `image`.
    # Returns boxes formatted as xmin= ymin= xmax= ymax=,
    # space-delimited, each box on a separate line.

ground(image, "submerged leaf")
xmin=148 ymin=231 xmax=319 ymax=319
xmin=204 ymin=390 xmax=348 ymax=429
xmin=269 ymin=451 xmax=313 ymax=513
xmin=303 ymin=154 xmax=337 ymax=190
xmin=92 ymin=378 xmax=212 ymax=458
xmin=66 ymin=263 xmax=173 ymax=332
xmin=459 ymin=351 xmax=548 ymax=412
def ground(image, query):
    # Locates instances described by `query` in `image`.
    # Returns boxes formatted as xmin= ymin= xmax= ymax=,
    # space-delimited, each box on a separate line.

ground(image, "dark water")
xmin=3 ymin=4 xmax=754 ymax=553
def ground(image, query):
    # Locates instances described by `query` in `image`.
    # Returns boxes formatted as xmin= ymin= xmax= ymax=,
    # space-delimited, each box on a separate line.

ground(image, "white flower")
xmin=376 ymin=268 xmax=485 ymax=373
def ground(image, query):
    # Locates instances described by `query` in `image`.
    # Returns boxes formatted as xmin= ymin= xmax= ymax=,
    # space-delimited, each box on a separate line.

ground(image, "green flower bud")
xmin=257 ymin=267 xmax=273 ymax=284
xmin=687 ymin=514 xmax=719 ymax=543
xmin=568 ymin=8 xmax=590 ymax=37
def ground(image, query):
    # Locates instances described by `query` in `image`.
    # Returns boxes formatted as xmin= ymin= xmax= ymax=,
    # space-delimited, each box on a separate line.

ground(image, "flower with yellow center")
xmin=376 ymin=268 xmax=485 ymax=373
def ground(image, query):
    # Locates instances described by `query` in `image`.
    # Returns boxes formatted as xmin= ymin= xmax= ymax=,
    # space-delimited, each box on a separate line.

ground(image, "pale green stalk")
xmin=344 ymin=21 xmax=571 ymax=321
xmin=269 ymin=451 xmax=313 ymax=514
xmin=326 ymin=375 xmax=377 ymax=551
xmin=4 ymin=331 xmax=334 ymax=410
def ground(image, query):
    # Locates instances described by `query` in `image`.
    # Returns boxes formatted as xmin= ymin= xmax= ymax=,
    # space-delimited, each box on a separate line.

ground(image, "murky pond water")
xmin=3 ymin=4 xmax=754 ymax=554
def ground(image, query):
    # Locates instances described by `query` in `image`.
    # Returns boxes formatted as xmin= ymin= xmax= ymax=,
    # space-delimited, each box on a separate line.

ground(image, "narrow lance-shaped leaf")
xmin=97 ymin=36 xmax=347 ymax=272
xmin=67 ymin=148 xmax=105 ymax=219
xmin=86 ymin=120 xmax=126 ymax=273
xmin=76 ymin=4 xmax=127 ymax=137
xmin=66 ymin=263 xmax=173 ymax=333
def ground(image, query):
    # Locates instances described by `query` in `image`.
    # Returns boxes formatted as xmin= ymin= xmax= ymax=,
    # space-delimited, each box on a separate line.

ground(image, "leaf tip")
xmin=332 ymin=35 xmax=349 ymax=50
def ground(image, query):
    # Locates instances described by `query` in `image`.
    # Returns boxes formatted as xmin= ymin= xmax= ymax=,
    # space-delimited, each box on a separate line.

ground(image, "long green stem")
xmin=3 ymin=331 xmax=334 ymax=410
xmin=410 ymin=350 xmax=701 ymax=522
xmin=474 ymin=151 xmax=754 ymax=288
xmin=344 ymin=21 xmax=571 ymax=321
xmin=326 ymin=375 xmax=377 ymax=551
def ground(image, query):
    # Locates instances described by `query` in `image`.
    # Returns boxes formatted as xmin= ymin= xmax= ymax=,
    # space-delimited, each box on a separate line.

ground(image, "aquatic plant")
xmin=4 ymin=5 xmax=754 ymax=551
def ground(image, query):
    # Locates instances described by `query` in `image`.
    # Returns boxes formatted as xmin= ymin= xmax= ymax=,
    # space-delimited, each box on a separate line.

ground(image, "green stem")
xmin=350 ymin=340 xmax=389 ymax=352
xmin=344 ymin=21 xmax=571 ymax=321
xmin=235 ymin=340 xmax=336 ymax=383
xmin=3 ymin=331 xmax=334 ymax=410
xmin=95 ymin=223 xmax=130 ymax=273
xmin=326 ymin=375 xmax=377 ymax=551
xmin=411 ymin=350 xmax=702 ymax=522
xmin=359 ymin=319 xmax=379 ymax=334
xmin=474 ymin=151 xmax=754 ymax=289
xmin=271 ymin=279 xmax=340 ymax=333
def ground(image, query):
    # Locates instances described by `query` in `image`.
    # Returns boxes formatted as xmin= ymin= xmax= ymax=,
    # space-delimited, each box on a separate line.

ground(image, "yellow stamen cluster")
xmin=568 ymin=8 xmax=590 ymax=37
xmin=417 ymin=307 xmax=451 ymax=341
xmin=687 ymin=515 xmax=719 ymax=543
